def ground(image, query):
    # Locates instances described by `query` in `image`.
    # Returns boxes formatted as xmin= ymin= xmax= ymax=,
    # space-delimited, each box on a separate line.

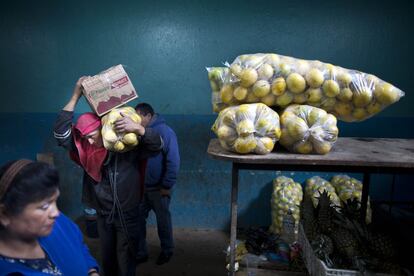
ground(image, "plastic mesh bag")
xmin=305 ymin=176 xmax=341 ymax=208
xmin=269 ymin=176 xmax=303 ymax=238
xmin=279 ymin=104 xmax=338 ymax=154
xmin=207 ymin=53 xmax=404 ymax=122
xmin=101 ymin=106 xmax=141 ymax=152
xmin=212 ymin=103 xmax=281 ymax=154
xmin=330 ymin=174 xmax=372 ymax=224
xmin=207 ymin=67 xmax=231 ymax=113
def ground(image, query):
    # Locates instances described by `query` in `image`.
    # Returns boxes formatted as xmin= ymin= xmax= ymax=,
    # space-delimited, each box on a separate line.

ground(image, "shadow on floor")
xmin=77 ymin=218 xmax=229 ymax=276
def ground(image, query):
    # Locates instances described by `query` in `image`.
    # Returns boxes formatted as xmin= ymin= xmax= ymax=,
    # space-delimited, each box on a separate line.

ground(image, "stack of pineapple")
xmin=301 ymin=176 xmax=402 ymax=274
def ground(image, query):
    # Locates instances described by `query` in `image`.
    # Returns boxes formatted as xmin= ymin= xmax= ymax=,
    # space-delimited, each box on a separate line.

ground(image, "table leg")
xmin=229 ymin=163 xmax=239 ymax=276
xmin=361 ymin=173 xmax=370 ymax=221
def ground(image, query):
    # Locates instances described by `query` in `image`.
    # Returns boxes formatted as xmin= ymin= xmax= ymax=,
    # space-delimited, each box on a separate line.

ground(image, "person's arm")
xmin=53 ymin=77 xmax=89 ymax=151
xmin=160 ymin=129 xmax=180 ymax=195
xmin=113 ymin=115 xmax=163 ymax=158
xmin=63 ymin=76 xmax=88 ymax=112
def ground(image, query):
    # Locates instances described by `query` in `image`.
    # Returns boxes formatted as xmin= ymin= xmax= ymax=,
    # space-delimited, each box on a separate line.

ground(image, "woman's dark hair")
xmin=0 ymin=161 xmax=59 ymax=216
xmin=135 ymin=102 xmax=154 ymax=116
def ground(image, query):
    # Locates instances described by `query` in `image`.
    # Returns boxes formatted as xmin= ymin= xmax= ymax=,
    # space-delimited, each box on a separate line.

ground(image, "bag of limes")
xmin=211 ymin=103 xmax=281 ymax=154
xmin=101 ymin=106 xmax=141 ymax=152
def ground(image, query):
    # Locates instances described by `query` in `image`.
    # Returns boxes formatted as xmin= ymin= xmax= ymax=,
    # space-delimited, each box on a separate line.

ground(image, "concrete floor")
xmin=79 ymin=219 xmax=229 ymax=276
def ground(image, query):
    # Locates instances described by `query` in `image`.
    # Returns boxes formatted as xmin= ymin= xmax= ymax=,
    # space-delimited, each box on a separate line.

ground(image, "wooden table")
xmin=207 ymin=137 xmax=414 ymax=275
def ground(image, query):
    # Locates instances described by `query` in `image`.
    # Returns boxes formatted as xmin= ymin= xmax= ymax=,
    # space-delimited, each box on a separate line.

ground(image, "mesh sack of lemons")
xmin=279 ymin=104 xmax=338 ymax=154
xmin=211 ymin=103 xmax=281 ymax=154
xmin=269 ymin=176 xmax=303 ymax=235
xmin=207 ymin=67 xmax=232 ymax=112
xmin=209 ymin=53 xmax=404 ymax=121
xmin=305 ymin=176 xmax=341 ymax=208
xmin=101 ymin=106 xmax=141 ymax=152
xmin=331 ymin=174 xmax=372 ymax=223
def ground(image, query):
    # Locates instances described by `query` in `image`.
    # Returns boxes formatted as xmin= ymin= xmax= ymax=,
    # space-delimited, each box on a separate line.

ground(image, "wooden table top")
xmin=207 ymin=138 xmax=414 ymax=169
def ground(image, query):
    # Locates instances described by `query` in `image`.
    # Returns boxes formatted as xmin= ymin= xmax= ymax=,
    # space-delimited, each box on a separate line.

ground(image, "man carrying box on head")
xmin=53 ymin=76 xmax=163 ymax=276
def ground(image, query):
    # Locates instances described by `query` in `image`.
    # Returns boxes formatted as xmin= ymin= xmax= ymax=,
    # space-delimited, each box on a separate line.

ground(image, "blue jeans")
xmin=137 ymin=189 xmax=174 ymax=257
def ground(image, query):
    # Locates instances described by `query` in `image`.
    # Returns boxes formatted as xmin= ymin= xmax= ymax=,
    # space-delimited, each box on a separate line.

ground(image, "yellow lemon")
xmin=122 ymin=133 xmax=138 ymax=146
xmin=323 ymin=80 xmax=340 ymax=97
xmin=236 ymin=120 xmax=255 ymax=137
xmin=279 ymin=63 xmax=291 ymax=76
xmin=108 ymin=110 xmax=122 ymax=124
xmin=252 ymin=80 xmax=270 ymax=97
xmin=307 ymin=108 xmax=327 ymax=126
xmin=275 ymin=92 xmax=293 ymax=107
xmin=338 ymin=88 xmax=353 ymax=102
xmin=234 ymin=137 xmax=257 ymax=154
xmin=230 ymin=64 xmax=242 ymax=77
xmin=295 ymin=141 xmax=313 ymax=154
xmin=307 ymin=88 xmax=323 ymax=103
xmin=286 ymin=73 xmax=306 ymax=94
xmin=353 ymin=88 xmax=373 ymax=107
xmin=208 ymin=67 xmax=223 ymax=81
xmin=279 ymin=128 xmax=295 ymax=147
xmin=114 ymin=141 xmax=125 ymax=152
xmin=265 ymin=54 xmax=280 ymax=65
xmin=257 ymin=137 xmax=275 ymax=154
xmin=352 ymin=108 xmax=368 ymax=121
xmin=103 ymin=129 xmax=118 ymax=143
xmin=287 ymin=118 xmax=309 ymax=140
xmin=305 ymin=68 xmax=324 ymax=88
xmin=337 ymin=72 xmax=352 ymax=86
xmin=233 ymin=86 xmax=248 ymax=101
xmin=374 ymin=83 xmax=401 ymax=105
xmin=220 ymin=84 xmax=234 ymax=104
xmin=246 ymin=91 xmax=260 ymax=103
xmin=261 ymin=93 xmax=276 ymax=106
xmin=274 ymin=127 xmax=282 ymax=139
xmin=217 ymin=125 xmax=236 ymax=140
xmin=129 ymin=113 xmax=142 ymax=124
xmin=321 ymin=97 xmax=337 ymax=111
xmin=280 ymin=111 xmax=296 ymax=125
xmin=209 ymin=80 xmax=219 ymax=92
xmin=222 ymin=109 xmax=236 ymax=126
xmin=313 ymin=141 xmax=332 ymax=154
xmin=271 ymin=77 xmax=287 ymax=96
xmin=257 ymin=64 xmax=274 ymax=80
xmin=326 ymin=125 xmax=339 ymax=137
xmin=240 ymin=68 xmax=258 ymax=87
xmin=366 ymin=101 xmax=382 ymax=115
xmin=334 ymin=102 xmax=353 ymax=117
xmin=293 ymin=93 xmax=308 ymax=104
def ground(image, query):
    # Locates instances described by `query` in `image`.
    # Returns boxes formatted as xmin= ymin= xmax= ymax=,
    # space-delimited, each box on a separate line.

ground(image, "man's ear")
xmin=0 ymin=205 xmax=10 ymax=227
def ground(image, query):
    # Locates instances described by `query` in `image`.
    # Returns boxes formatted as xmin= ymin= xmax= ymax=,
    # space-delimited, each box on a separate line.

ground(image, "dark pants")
xmin=137 ymin=190 xmax=174 ymax=258
xmin=97 ymin=207 xmax=139 ymax=276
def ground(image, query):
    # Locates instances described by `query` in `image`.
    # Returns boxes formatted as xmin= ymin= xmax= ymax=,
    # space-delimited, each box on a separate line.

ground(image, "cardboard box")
xmin=81 ymin=65 xmax=138 ymax=116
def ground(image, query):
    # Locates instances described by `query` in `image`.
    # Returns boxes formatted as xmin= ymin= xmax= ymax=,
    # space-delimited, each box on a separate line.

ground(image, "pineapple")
xmin=316 ymin=191 xmax=335 ymax=234
xmin=301 ymin=194 xmax=319 ymax=241
xmin=311 ymin=234 xmax=334 ymax=267
xmin=330 ymin=226 xmax=361 ymax=264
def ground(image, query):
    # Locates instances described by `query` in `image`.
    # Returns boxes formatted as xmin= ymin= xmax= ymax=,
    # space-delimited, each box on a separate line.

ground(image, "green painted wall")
xmin=1 ymin=0 xmax=413 ymax=116
xmin=1 ymin=1 xmax=413 ymax=228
